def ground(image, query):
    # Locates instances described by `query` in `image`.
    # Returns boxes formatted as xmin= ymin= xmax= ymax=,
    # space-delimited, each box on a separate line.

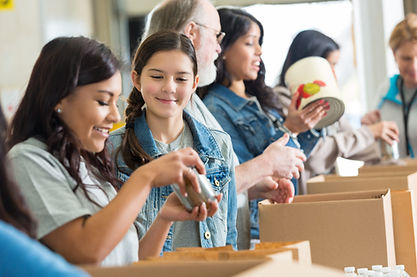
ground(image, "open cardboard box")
xmin=259 ymin=189 xmax=396 ymax=270
xmin=307 ymin=173 xmax=417 ymax=276
xmin=83 ymin=259 xmax=345 ymax=277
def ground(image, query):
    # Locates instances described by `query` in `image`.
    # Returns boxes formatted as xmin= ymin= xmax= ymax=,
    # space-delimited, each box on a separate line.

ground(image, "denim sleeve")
xmin=205 ymin=102 xmax=254 ymax=164
xmin=297 ymin=129 xmax=322 ymax=157
xmin=225 ymin=146 xmax=238 ymax=249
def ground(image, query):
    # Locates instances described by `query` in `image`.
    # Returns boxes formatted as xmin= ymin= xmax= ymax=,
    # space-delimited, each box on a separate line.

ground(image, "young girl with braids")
xmin=109 ymin=31 xmax=238 ymax=252
xmin=7 ymin=36 xmax=212 ymax=266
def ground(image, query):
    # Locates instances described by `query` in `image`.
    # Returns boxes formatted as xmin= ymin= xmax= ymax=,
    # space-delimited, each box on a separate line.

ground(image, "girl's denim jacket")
xmin=203 ymin=84 xmax=322 ymax=239
xmin=108 ymin=111 xmax=238 ymax=252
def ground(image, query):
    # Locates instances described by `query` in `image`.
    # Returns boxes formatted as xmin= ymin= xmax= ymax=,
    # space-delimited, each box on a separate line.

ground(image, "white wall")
xmin=0 ymin=0 xmax=93 ymax=119
xmin=0 ymin=0 xmax=42 ymax=118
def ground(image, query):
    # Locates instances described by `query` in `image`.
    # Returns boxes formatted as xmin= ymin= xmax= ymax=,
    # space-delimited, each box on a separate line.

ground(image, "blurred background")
xmin=0 ymin=0 xmax=415 ymax=126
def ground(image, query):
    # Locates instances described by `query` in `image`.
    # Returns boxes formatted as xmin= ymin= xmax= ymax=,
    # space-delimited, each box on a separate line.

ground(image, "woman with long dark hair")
xmin=275 ymin=30 xmax=399 ymax=192
xmin=200 ymin=8 xmax=327 ymax=240
xmin=0 ymin=103 xmax=87 ymax=276
xmin=7 ymin=36 xmax=209 ymax=266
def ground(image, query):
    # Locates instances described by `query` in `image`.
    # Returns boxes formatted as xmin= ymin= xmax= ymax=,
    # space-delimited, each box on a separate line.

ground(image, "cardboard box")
xmin=254 ymin=241 xmax=311 ymax=265
xmin=169 ymin=241 xmax=311 ymax=265
xmin=358 ymin=159 xmax=417 ymax=175
xmin=391 ymin=191 xmax=417 ymax=277
xmin=307 ymin=172 xmax=417 ymax=195
xmin=83 ymin=259 xmax=345 ymax=277
xmin=83 ymin=260 xmax=267 ymax=277
xmin=307 ymin=174 xmax=417 ymax=277
xmin=237 ymin=261 xmax=345 ymax=277
xmin=259 ymin=190 xmax=396 ymax=270
xmin=146 ymin=248 xmax=294 ymax=262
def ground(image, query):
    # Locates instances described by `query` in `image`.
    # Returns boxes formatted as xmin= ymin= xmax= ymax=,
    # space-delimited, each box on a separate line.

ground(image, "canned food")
xmin=380 ymin=140 xmax=399 ymax=160
xmin=171 ymin=168 xmax=217 ymax=211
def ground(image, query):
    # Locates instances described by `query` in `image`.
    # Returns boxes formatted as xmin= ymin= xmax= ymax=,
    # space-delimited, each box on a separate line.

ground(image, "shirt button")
xmin=204 ymin=231 xmax=211 ymax=239
xmin=214 ymin=178 xmax=220 ymax=187
xmin=307 ymin=135 xmax=311 ymax=139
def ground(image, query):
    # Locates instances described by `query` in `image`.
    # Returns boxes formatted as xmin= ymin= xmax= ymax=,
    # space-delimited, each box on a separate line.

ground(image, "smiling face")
xmin=223 ymin=22 xmax=262 ymax=82
xmin=134 ymin=49 xmax=198 ymax=122
xmin=394 ymin=40 xmax=417 ymax=88
xmin=56 ymin=72 xmax=122 ymax=153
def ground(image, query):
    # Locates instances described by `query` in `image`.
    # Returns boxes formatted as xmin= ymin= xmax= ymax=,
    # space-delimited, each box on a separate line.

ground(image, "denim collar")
xmin=209 ymin=83 xmax=256 ymax=112
xmin=133 ymin=110 xmax=224 ymax=162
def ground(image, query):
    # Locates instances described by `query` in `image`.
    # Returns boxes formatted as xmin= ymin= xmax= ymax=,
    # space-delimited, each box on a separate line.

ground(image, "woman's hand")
xmin=361 ymin=110 xmax=381 ymax=125
xmin=367 ymin=121 xmax=400 ymax=145
xmin=284 ymin=91 xmax=329 ymax=135
xmin=248 ymin=177 xmax=294 ymax=203
xmin=138 ymin=147 xmax=205 ymax=196
xmin=159 ymin=193 xmax=222 ymax=223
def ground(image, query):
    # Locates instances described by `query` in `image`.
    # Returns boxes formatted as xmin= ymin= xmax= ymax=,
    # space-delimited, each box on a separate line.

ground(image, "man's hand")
xmin=261 ymin=133 xmax=306 ymax=180
xmin=248 ymin=177 xmax=294 ymax=203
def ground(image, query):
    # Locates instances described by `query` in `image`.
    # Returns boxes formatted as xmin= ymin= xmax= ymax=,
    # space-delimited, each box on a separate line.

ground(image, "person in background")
xmin=363 ymin=13 xmax=417 ymax=158
xmin=7 ymin=36 xmax=212 ymax=266
xmin=200 ymin=8 xmax=328 ymax=240
xmin=275 ymin=29 xmax=400 ymax=193
xmin=109 ymin=31 xmax=235 ymax=252
xmin=0 ymin=102 xmax=88 ymax=276
xmin=138 ymin=0 xmax=306 ymax=249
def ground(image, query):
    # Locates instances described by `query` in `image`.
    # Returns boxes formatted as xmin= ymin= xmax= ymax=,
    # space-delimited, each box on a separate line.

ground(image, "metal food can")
xmin=171 ymin=168 xmax=217 ymax=211
xmin=380 ymin=140 xmax=399 ymax=160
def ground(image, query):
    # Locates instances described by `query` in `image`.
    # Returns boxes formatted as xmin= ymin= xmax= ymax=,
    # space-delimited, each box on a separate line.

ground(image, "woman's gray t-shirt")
xmin=8 ymin=137 xmax=139 ymax=266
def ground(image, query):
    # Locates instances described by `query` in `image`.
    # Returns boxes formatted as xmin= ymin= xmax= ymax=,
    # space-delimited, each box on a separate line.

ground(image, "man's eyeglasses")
xmin=194 ymin=22 xmax=225 ymax=44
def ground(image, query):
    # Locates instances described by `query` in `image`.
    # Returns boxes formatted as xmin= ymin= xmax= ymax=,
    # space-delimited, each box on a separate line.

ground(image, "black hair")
xmin=278 ymin=29 xmax=340 ymax=87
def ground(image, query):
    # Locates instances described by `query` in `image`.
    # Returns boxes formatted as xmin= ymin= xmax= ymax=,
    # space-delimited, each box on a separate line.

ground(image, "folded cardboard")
xmin=358 ymin=159 xmax=417 ymax=175
xmin=236 ymin=261 xmax=345 ymax=277
xmin=170 ymin=241 xmax=310 ymax=265
xmin=147 ymin=248 xmax=294 ymax=262
xmin=83 ymin=260 xmax=267 ymax=277
xmin=391 ymin=191 xmax=417 ymax=277
xmin=259 ymin=190 xmax=396 ymax=270
xmin=254 ymin=241 xmax=311 ymax=265
xmin=83 ymin=259 xmax=345 ymax=277
xmin=307 ymin=174 xmax=417 ymax=277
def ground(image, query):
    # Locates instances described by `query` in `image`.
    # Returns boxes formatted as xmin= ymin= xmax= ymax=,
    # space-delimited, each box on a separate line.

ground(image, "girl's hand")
xmin=284 ymin=91 xmax=329 ymax=135
xmin=159 ymin=193 xmax=222 ymax=222
xmin=139 ymin=147 xmax=205 ymax=196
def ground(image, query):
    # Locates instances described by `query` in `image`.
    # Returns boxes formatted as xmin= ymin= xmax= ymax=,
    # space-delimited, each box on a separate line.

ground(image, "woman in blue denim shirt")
xmin=200 ymin=8 xmax=329 ymax=239
xmin=109 ymin=31 xmax=238 ymax=251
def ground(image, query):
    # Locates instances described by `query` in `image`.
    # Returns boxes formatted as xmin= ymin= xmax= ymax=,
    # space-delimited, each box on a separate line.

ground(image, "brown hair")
xmin=389 ymin=13 xmax=417 ymax=52
xmin=7 ymin=36 xmax=121 ymax=207
xmin=0 ymin=105 xmax=36 ymax=238
xmin=118 ymin=31 xmax=198 ymax=172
